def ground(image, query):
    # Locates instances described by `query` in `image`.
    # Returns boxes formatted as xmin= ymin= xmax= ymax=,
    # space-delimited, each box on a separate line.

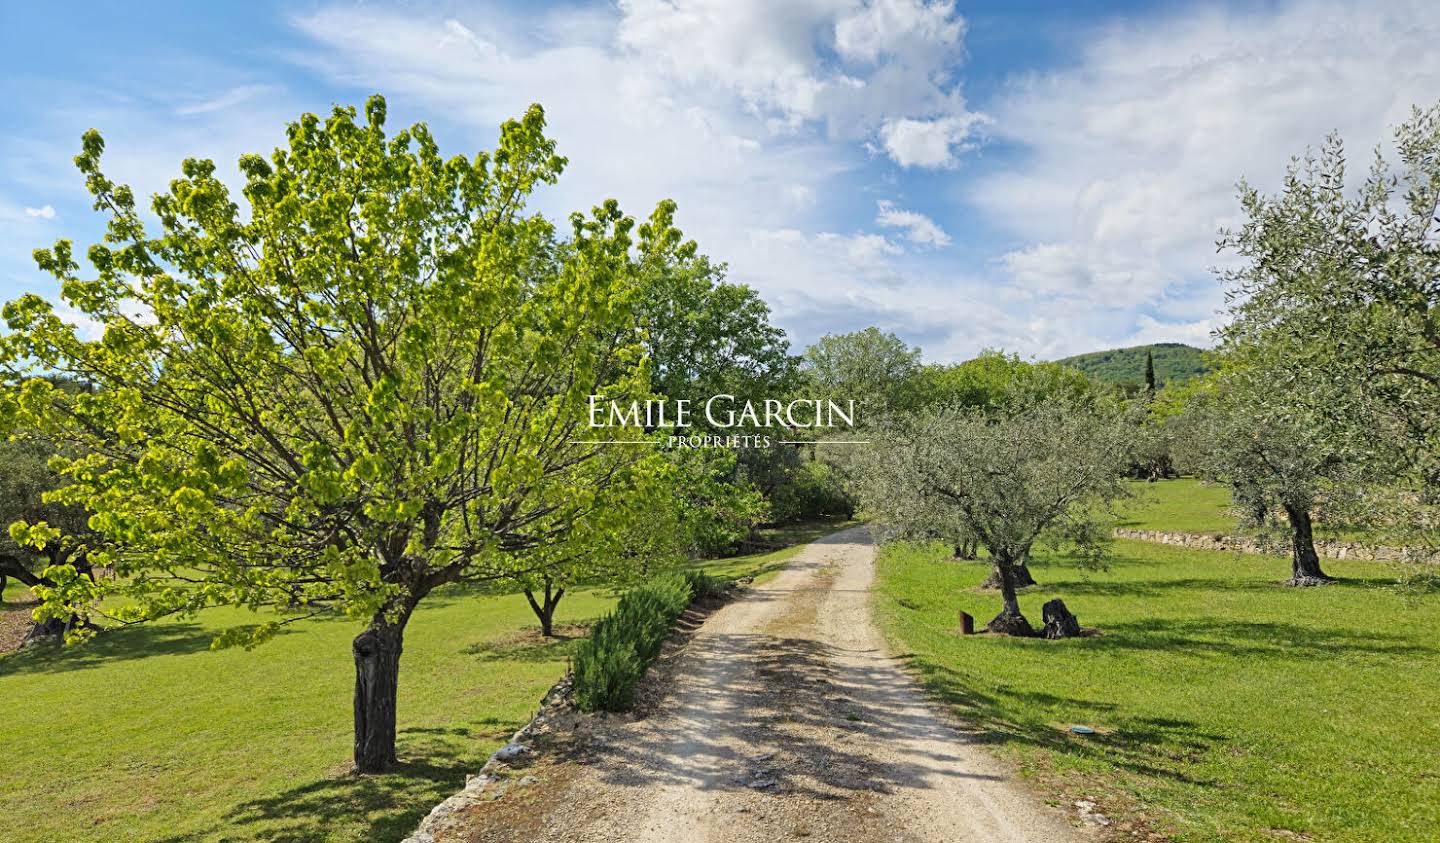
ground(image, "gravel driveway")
xmin=438 ymin=526 xmax=1092 ymax=843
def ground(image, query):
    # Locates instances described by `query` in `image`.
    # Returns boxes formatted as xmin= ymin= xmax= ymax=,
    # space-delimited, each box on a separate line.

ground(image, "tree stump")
xmin=1041 ymin=599 xmax=1081 ymax=640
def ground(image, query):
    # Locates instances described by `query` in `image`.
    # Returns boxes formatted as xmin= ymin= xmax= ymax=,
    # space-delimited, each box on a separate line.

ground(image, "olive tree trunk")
xmin=985 ymin=559 xmax=1035 ymax=636
xmin=524 ymin=579 xmax=566 ymax=637
xmin=352 ymin=616 xmax=408 ymax=773
xmin=1283 ymin=504 xmax=1334 ymax=587
xmin=980 ymin=559 xmax=1036 ymax=589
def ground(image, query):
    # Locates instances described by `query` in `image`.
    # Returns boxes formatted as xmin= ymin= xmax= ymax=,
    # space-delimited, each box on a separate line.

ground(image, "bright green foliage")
xmin=0 ymin=95 xmax=695 ymax=769
xmin=572 ymin=569 xmax=723 ymax=711
xmin=1056 ymin=343 xmax=1211 ymax=386
xmin=907 ymin=349 xmax=1097 ymax=414
xmin=802 ymin=326 xmax=920 ymax=420
xmin=0 ymin=96 xmax=679 ymax=639
xmin=0 ymin=435 xmax=97 ymax=592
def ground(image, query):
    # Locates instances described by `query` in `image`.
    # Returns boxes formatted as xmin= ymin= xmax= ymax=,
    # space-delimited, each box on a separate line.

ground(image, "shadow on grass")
xmin=1083 ymin=617 xmax=1436 ymax=659
xmin=0 ymin=620 xmax=267 ymax=676
xmin=462 ymin=626 xmax=589 ymax=663
xmin=152 ymin=723 xmax=511 ymax=843
xmin=898 ymin=655 xmax=1229 ymax=787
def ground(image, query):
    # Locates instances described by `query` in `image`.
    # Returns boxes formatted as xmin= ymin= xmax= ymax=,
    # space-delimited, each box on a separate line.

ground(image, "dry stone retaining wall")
xmin=1113 ymin=528 xmax=1419 ymax=562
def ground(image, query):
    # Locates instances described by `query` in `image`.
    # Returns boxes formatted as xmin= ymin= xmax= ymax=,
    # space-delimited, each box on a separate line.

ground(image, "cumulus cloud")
xmin=875 ymin=199 xmax=950 ymax=247
xmin=284 ymin=1 xmax=985 ymax=356
xmin=877 ymin=113 xmax=984 ymax=168
xmin=614 ymin=0 xmax=982 ymax=146
xmin=24 ymin=204 xmax=55 ymax=219
xmin=974 ymin=0 xmax=1440 ymax=349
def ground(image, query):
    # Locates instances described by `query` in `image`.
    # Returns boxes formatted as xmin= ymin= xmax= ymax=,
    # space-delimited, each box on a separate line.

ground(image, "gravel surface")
xmin=437 ymin=527 xmax=1097 ymax=843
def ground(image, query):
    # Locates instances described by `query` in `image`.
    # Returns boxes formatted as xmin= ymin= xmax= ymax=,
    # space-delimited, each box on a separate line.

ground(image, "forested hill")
xmin=1055 ymin=343 xmax=1211 ymax=385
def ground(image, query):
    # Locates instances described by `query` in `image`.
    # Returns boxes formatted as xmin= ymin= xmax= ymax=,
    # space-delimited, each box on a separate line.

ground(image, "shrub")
xmin=769 ymin=459 xmax=854 ymax=524
xmin=572 ymin=571 xmax=728 ymax=711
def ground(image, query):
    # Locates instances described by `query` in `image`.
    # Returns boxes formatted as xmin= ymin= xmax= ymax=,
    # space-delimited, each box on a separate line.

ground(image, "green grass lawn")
xmin=0 ymin=520 xmax=842 ymax=843
xmin=875 ymin=539 xmax=1440 ymax=842
xmin=1118 ymin=478 xmax=1238 ymax=533
xmin=1118 ymin=479 xmax=1372 ymax=542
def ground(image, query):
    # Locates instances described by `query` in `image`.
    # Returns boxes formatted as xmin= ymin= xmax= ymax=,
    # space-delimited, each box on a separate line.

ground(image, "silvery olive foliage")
xmin=856 ymin=396 xmax=1133 ymax=633
xmin=1216 ymin=103 xmax=1440 ymax=578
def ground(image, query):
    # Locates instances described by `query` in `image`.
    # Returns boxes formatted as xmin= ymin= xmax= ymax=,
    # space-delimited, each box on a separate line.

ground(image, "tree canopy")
xmin=0 ymin=95 xmax=686 ymax=771
xmin=857 ymin=395 xmax=1132 ymax=635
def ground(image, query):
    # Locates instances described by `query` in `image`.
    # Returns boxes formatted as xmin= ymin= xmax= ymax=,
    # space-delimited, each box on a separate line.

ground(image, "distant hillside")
xmin=1056 ymin=343 xmax=1211 ymax=386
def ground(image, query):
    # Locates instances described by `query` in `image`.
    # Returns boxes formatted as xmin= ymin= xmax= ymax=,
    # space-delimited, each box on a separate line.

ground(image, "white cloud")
xmin=875 ymin=199 xmax=950 ymax=246
xmin=614 ymin=0 xmax=981 ymax=144
xmin=283 ymin=2 xmax=989 ymax=358
xmin=24 ymin=205 xmax=55 ymax=219
xmin=974 ymin=0 xmax=1440 ymax=350
xmin=878 ymin=114 xmax=983 ymax=168
xmin=834 ymin=0 xmax=964 ymax=64
xmin=1123 ymin=315 xmax=1215 ymax=347
xmin=174 ymin=84 xmax=280 ymax=116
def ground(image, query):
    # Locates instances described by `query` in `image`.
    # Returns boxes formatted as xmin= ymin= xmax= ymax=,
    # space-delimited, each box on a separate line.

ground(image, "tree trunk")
xmin=985 ymin=560 xmax=1035 ymax=636
xmin=21 ymin=613 xmax=95 ymax=647
xmin=979 ymin=559 xmax=1036 ymax=589
xmin=1283 ymin=504 xmax=1334 ymax=587
xmin=352 ymin=619 xmax=406 ymax=773
xmin=524 ymin=580 xmax=566 ymax=637
xmin=952 ymin=538 xmax=977 ymax=560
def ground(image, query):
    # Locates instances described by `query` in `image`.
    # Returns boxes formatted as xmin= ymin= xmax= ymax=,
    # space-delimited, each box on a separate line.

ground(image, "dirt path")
xmin=444 ymin=527 xmax=1091 ymax=843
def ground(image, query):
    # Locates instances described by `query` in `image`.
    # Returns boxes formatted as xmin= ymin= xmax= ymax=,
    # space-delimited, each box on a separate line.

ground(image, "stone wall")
xmin=1112 ymin=528 xmax=1419 ymax=562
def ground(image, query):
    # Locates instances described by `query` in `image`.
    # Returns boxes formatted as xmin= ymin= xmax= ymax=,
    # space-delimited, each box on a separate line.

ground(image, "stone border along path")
xmin=406 ymin=526 xmax=1098 ymax=843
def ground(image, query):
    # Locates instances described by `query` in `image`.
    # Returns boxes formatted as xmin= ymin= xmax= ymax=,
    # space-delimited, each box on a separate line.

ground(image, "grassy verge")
xmin=692 ymin=516 xmax=857 ymax=583
xmin=875 ymin=539 xmax=1440 ymax=842
xmin=0 ymin=518 xmax=846 ymax=843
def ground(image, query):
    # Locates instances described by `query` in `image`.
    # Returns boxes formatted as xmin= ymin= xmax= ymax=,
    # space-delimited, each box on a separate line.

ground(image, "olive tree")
xmin=0 ymin=97 xmax=679 ymax=773
xmin=858 ymin=398 xmax=1131 ymax=635
xmin=1170 ymin=373 xmax=1367 ymax=586
xmin=1218 ymin=104 xmax=1440 ymax=559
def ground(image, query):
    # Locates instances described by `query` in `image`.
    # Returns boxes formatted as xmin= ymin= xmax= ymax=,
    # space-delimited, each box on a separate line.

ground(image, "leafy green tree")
xmin=630 ymin=243 xmax=792 ymax=536
xmin=1218 ymin=104 xmax=1440 ymax=557
xmin=1144 ymin=350 xmax=1156 ymax=393
xmin=636 ymin=250 xmax=799 ymax=426
xmin=908 ymin=350 xmax=1095 ymax=414
xmin=802 ymin=327 xmax=920 ymax=420
xmin=0 ymin=97 xmax=678 ymax=772
xmin=0 ymin=437 xmax=100 ymax=643
xmin=857 ymin=397 xmax=1131 ymax=635
xmin=509 ymin=448 xmax=764 ymax=635
xmin=1170 ymin=372 xmax=1364 ymax=586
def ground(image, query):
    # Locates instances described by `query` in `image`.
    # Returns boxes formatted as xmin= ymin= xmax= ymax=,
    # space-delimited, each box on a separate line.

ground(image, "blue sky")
xmin=3 ymin=0 xmax=1438 ymax=361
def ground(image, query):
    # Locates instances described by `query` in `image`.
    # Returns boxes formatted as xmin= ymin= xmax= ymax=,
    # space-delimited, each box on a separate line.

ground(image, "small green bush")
xmin=572 ymin=571 xmax=728 ymax=711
